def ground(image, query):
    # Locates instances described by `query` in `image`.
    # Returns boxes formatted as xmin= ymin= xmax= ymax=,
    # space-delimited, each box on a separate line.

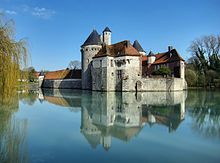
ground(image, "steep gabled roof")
xmin=103 ymin=27 xmax=111 ymax=32
xmin=152 ymin=49 xmax=184 ymax=65
xmin=94 ymin=40 xmax=141 ymax=58
xmin=133 ymin=40 xmax=145 ymax=52
xmin=81 ymin=30 xmax=101 ymax=47
xmin=142 ymin=49 xmax=184 ymax=66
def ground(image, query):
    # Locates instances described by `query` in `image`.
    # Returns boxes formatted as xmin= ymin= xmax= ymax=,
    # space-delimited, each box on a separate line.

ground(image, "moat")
xmin=0 ymin=90 xmax=220 ymax=163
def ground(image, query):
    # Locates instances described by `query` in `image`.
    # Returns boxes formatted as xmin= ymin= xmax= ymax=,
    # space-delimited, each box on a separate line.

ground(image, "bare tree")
xmin=189 ymin=35 xmax=220 ymax=72
xmin=67 ymin=60 xmax=81 ymax=70
xmin=188 ymin=34 xmax=220 ymax=87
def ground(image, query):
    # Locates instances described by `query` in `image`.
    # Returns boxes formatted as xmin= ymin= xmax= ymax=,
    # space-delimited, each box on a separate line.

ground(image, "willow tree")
xmin=0 ymin=14 xmax=28 ymax=98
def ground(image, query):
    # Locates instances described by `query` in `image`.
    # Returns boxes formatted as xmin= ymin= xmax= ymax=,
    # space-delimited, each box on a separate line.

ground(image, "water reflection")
xmin=40 ymin=89 xmax=187 ymax=150
xmin=186 ymin=90 xmax=220 ymax=139
xmin=0 ymin=91 xmax=28 ymax=163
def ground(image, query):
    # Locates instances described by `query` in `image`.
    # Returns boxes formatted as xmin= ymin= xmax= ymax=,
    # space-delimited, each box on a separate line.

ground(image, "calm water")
xmin=0 ymin=89 xmax=220 ymax=163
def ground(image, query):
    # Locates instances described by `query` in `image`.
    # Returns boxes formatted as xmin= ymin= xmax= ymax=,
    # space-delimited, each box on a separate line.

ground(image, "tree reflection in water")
xmin=186 ymin=90 xmax=220 ymax=139
xmin=0 ymin=90 xmax=28 ymax=163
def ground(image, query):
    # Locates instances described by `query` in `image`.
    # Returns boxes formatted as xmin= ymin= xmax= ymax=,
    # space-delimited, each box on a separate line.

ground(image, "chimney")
xmin=168 ymin=46 xmax=173 ymax=52
xmin=125 ymin=40 xmax=130 ymax=47
xmin=168 ymin=46 xmax=173 ymax=58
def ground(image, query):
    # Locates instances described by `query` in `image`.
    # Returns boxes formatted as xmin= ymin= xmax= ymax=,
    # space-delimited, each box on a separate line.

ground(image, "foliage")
xmin=68 ymin=60 xmax=81 ymax=70
xmin=185 ymin=69 xmax=197 ymax=87
xmin=187 ymin=34 xmax=220 ymax=87
xmin=152 ymin=66 xmax=171 ymax=76
xmin=21 ymin=67 xmax=36 ymax=82
xmin=0 ymin=14 xmax=29 ymax=95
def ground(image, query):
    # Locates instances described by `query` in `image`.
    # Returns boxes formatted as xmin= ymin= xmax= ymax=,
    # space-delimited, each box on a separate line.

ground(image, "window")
xmin=117 ymin=70 xmax=122 ymax=79
xmin=111 ymin=60 xmax=114 ymax=67
xmin=100 ymin=60 xmax=102 ymax=67
xmin=85 ymin=48 xmax=88 ymax=51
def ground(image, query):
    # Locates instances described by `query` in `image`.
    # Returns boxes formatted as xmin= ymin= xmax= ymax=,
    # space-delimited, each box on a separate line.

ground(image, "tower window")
xmin=100 ymin=60 xmax=102 ymax=67
xmin=111 ymin=60 xmax=114 ymax=67
xmin=127 ymin=59 xmax=130 ymax=64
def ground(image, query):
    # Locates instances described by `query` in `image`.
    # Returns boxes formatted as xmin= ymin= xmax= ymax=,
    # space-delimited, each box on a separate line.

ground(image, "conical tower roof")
xmin=147 ymin=51 xmax=155 ymax=56
xmin=103 ymin=27 xmax=111 ymax=32
xmin=133 ymin=40 xmax=145 ymax=52
xmin=81 ymin=30 xmax=101 ymax=47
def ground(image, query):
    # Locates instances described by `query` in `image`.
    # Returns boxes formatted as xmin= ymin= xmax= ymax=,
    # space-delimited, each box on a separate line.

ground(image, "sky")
xmin=1 ymin=0 xmax=220 ymax=71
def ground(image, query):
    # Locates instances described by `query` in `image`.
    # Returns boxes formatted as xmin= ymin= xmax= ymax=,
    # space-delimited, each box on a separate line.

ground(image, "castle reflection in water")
xmin=39 ymin=89 xmax=187 ymax=151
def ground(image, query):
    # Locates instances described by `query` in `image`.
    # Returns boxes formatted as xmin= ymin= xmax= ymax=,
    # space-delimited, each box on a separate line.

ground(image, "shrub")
xmin=152 ymin=66 xmax=171 ymax=76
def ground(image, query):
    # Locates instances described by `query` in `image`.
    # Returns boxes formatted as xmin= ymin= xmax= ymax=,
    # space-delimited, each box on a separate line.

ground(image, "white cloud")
xmin=32 ymin=7 xmax=56 ymax=19
xmin=1 ymin=5 xmax=56 ymax=19
xmin=5 ymin=10 xmax=17 ymax=15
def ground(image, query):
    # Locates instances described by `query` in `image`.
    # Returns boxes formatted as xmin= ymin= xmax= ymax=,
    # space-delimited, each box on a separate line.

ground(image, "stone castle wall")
xmin=122 ymin=77 xmax=187 ymax=92
xmin=42 ymin=79 xmax=81 ymax=89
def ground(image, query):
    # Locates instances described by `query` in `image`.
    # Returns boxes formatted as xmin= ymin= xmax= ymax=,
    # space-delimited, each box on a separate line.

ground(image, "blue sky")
xmin=1 ymin=0 xmax=220 ymax=71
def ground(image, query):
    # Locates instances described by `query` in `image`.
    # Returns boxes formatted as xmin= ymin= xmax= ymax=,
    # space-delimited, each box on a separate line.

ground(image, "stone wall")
xmin=92 ymin=56 xmax=141 ymax=91
xmin=81 ymin=45 xmax=102 ymax=90
xmin=42 ymin=79 xmax=81 ymax=89
xmin=122 ymin=77 xmax=187 ymax=91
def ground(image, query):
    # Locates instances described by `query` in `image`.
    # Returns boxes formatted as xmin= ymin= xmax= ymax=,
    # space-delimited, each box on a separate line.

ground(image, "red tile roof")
xmin=94 ymin=40 xmax=141 ymax=58
xmin=44 ymin=69 xmax=81 ymax=80
xmin=142 ymin=49 xmax=184 ymax=65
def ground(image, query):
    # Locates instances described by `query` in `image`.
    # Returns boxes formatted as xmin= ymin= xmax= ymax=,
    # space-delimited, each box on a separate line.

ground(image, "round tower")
xmin=81 ymin=29 xmax=102 ymax=90
xmin=103 ymin=27 xmax=111 ymax=45
xmin=147 ymin=51 xmax=156 ymax=64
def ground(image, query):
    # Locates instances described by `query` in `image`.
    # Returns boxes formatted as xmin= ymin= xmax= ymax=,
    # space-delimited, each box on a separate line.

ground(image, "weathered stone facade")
xmin=92 ymin=56 xmax=142 ymax=91
xmin=80 ymin=27 xmax=187 ymax=92
xmin=40 ymin=27 xmax=187 ymax=92
xmin=42 ymin=79 xmax=81 ymax=89
xmin=81 ymin=45 xmax=101 ymax=90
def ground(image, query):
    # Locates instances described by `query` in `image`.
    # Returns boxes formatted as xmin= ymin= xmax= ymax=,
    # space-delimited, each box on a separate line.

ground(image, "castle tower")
xmin=81 ymin=30 xmax=102 ymax=90
xmin=147 ymin=51 xmax=156 ymax=64
xmin=38 ymin=71 xmax=45 ymax=88
xmin=103 ymin=27 xmax=111 ymax=45
xmin=133 ymin=40 xmax=146 ymax=55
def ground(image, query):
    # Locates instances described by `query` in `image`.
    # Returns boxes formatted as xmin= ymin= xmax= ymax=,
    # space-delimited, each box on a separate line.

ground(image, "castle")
xmin=39 ymin=27 xmax=187 ymax=91
xmin=80 ymin=27 xmax=187 ymax=91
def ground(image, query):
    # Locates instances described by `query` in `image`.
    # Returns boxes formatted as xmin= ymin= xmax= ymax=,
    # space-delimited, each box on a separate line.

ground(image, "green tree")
xmin=0 ymin=13 xmax=29 ymax=95
xmin=188 ymin=34 xmax=220 ymax=87
xmin=185 ymin=69 xmax=197 ymax=87
xmin=152 ymin=66 xmax=171 ymax=76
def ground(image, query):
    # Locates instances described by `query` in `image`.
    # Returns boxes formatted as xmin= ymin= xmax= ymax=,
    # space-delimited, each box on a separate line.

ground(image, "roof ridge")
xmin=133 ymin=40 xmax=145 ymax=52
